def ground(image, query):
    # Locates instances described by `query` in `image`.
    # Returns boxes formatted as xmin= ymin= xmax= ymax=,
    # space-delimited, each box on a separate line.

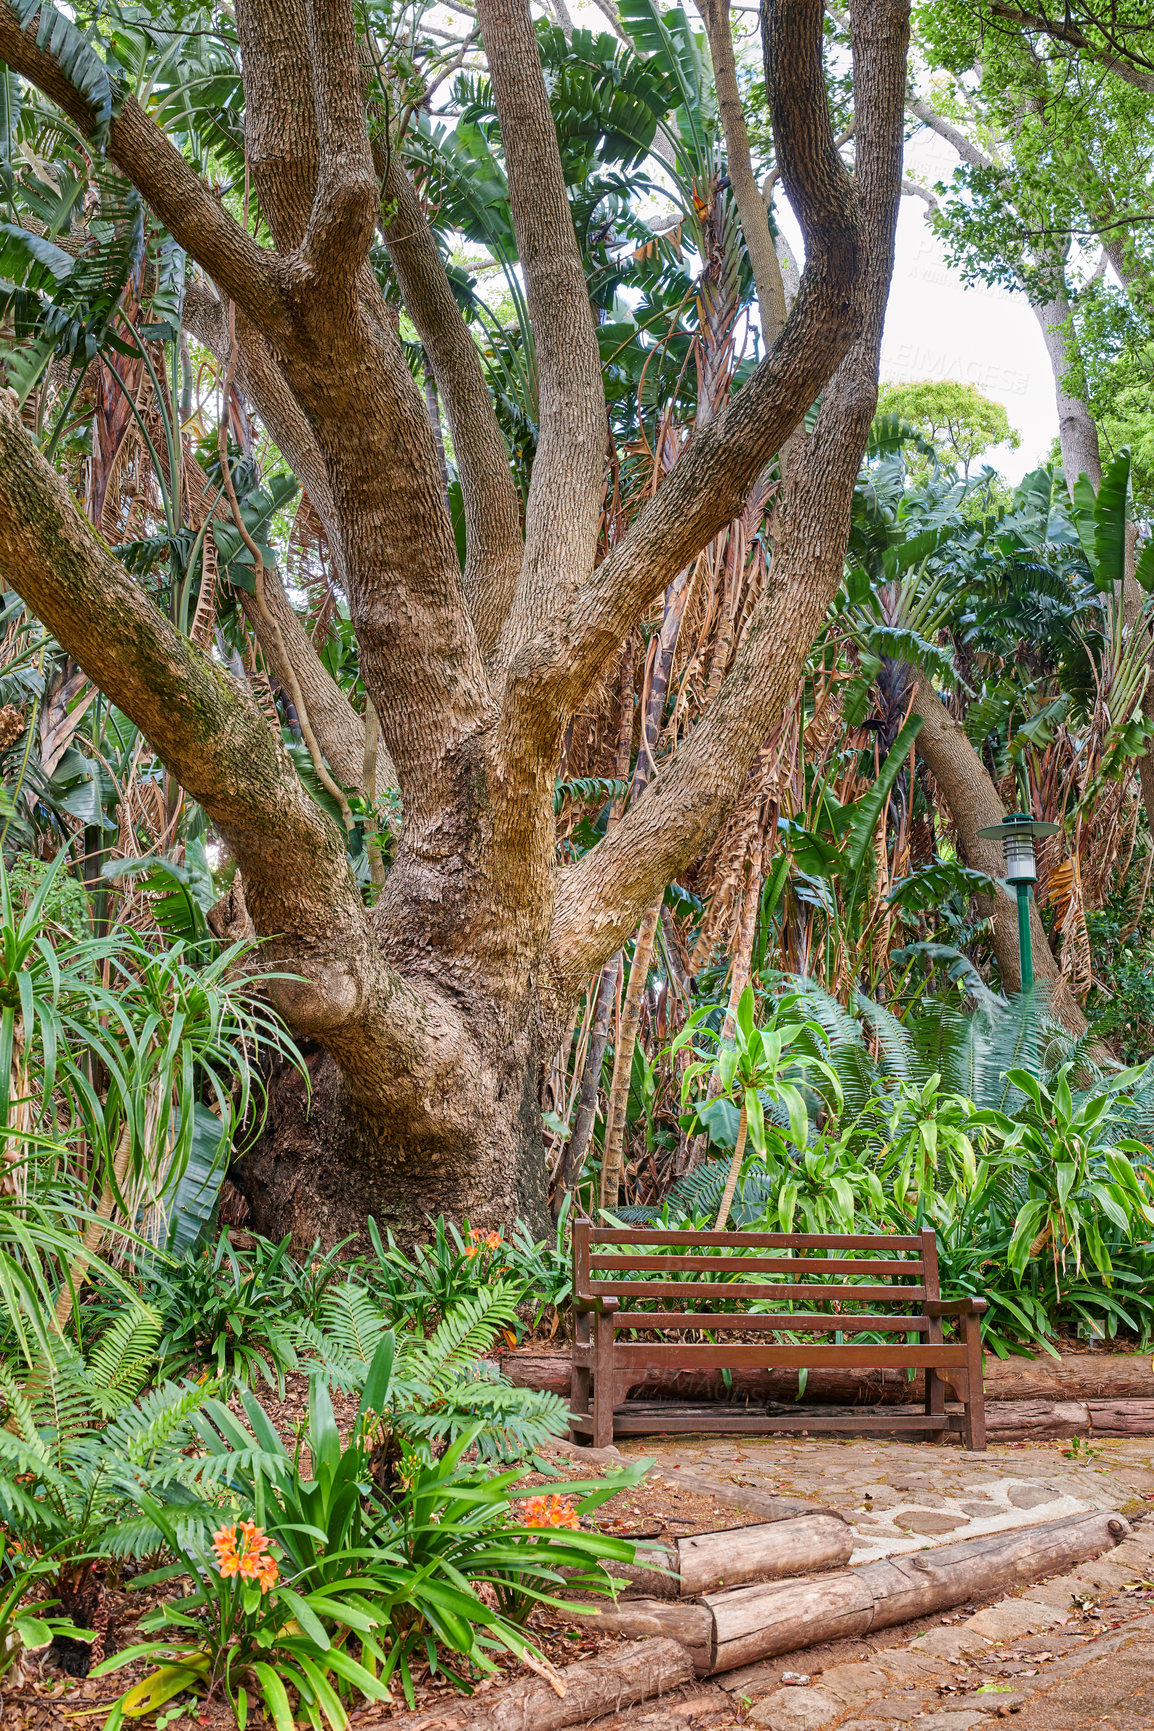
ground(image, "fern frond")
xmin=85 ymin=1306 xmax=162 ymax=1417
xmin=314 ymin=1281 xmax=388 ymax=1364
xmin=104 ymin=1377 xmax=206 ymax=1467
xmin=421 ymin=1282 xmax=522 ymax=1369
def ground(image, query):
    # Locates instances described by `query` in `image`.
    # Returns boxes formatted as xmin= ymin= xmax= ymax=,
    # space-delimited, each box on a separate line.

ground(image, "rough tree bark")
xmin=0 ymin=0 xmax=910 ymax=1244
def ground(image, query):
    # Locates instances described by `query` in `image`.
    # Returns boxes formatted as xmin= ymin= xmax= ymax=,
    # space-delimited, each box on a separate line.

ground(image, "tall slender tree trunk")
xmin=714 ymin=1094 xmax=749 ymax=1231
xmin=910 ymin=669 xmax=1089 ymax=1035
xmin=599 ymin=899 xmax=661 ymax=1209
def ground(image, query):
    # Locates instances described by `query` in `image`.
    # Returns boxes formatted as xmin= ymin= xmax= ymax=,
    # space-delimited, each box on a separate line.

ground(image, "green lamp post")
xmin=975 ymin=812 xmax=1060 ymax=991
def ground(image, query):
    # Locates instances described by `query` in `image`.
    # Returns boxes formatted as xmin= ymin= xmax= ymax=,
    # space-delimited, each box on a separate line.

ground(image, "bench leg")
xmin=570 ymin=1312 xmax=591 ymax=1442
xmin=961 ymin=1313 xmax=986 ymax=1451
xmin=924 ymin=1366 xmax=946 ymax=1441
xmin=593 ymin=1307 xmax=615 ymax=1449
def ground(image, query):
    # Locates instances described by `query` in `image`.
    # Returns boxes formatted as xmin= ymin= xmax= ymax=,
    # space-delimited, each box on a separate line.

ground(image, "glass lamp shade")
xmin=1003 ymin=831 xmax=1037 ymax=883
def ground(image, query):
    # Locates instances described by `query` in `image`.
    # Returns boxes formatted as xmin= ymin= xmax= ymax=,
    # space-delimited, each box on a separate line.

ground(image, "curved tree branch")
xmin=377 ymin=151 xmax=523 ymax=654
xmin=0 ymin=5 xmax=287 ymax=337
xmin=477 ymin=0 xmax=606 ymax=668
xmin=298 ymin=0 xmax=378 ymax=288
xmin=0 ymin=391 xmax=438 ymax=1089
xmin=180 ymin=280 xmax=374 ymax=792
xmin=502 ymin=0 xmax=866 ymax=766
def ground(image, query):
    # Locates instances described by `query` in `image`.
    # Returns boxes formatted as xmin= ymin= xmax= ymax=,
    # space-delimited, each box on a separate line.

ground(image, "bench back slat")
xmin=586 ymin=1280 xmax=928 ymax=1302
xmin=589 ymin=1253 xmax=923 ymax=1276
xmin=613 ymin=1310 xmax=930 ymax=1332
xmin=611 ymin=1341 xmax=966 ymax=1370
xmin=587 ymin=1228 xmax=923 ymax=1250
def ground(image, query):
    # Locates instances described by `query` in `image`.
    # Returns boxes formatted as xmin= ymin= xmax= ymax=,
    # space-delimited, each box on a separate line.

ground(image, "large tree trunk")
xmin=238 ymin=1006 xmax=550 ymax=1245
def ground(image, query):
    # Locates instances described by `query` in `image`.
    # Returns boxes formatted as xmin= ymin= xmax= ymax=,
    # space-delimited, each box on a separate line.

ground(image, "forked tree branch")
xmin=477 ymin=0 xmax=606 ymax=669
xmin=299 ymin=0 xmax=379 ymax=286
xmin=0 ymin=391 xmax=438 ymax=1083
xmin=0 ymin=6 xmax=286 ymax=337
xmin=235 ymin=0 xmax=319 ymax=251
xmin=987 ymin=2 xmax=1154 ymax=93
xmin=503 ymin=0 xmax=865 ymax=755
xmin=377 ymin=151 xmax=523 ymax=654
xmin=548 ymin=0 xmax=910 ymax=1001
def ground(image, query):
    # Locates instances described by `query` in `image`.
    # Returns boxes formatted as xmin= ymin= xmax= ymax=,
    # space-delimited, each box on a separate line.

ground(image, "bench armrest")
xmin=924 ymin=1297 xmax=987 ymax=1317
xmin=572 ymin=1295 xmax=619 ymax=1317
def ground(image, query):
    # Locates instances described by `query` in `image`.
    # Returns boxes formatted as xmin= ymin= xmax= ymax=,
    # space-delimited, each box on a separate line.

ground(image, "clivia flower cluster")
xmin=518 ymin=1494 xmax=580 ymax=1530
xmin=211 ymin=1520 xmax=279 ymax=1594
xmin=463 ymin=1228 xmax=504 ymax=1261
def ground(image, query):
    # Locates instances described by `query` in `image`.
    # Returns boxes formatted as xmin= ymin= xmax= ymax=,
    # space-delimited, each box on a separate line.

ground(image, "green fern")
xmin=84 ymin=1306 xmax=162 ymax=1418
xmin=295 ymin=1279 xmax=567 ymax=1463
xmin=418 ymin=1281 xmax=523 ymax=1369
xmin=0 ymin=1314 xmax=214 ymax=1568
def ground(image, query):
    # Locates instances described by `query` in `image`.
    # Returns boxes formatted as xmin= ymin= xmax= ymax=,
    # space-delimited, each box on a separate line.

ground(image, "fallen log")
xmin=705 ymin=1509 xmax=1129 ymax=1673
xmin=503 ymin=1348 xmax=1154 ymax=1407
xmin=1089 ymin=1398 xmax=1154 ymax=1435
xmin=675 ymin=1514 xmax=853 ymax=1595
xmin=555 ymin=1598 xmax=714 ymax=1672
xmin=986 ymin=1399 xmax=1090 ymax=1441
xmin=584 ymin=1515 xmax=852 ymax=1600
xmin=365 ymin=1637 xmax=695 ymax=1731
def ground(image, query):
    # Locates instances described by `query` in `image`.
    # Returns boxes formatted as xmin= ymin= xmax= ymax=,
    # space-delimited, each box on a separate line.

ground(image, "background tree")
xmin=875 ymin=379 xmax=1021 ymax=478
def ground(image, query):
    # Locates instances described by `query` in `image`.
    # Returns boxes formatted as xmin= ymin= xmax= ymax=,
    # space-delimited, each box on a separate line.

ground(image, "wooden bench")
xmin=570 ymin=1221 xmax=986 ymax=1450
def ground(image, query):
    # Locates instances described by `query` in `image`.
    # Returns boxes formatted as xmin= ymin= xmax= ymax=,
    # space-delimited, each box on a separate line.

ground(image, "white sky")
xmin=881 ymin=130 xmax=1059 ymax=482
xmin=772 ymin=124 xmax=1060 ymax=483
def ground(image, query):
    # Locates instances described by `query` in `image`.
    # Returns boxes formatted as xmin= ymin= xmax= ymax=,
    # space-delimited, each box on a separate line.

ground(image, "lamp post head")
xmin=975 ymin=812 xmax=1060 ymax=886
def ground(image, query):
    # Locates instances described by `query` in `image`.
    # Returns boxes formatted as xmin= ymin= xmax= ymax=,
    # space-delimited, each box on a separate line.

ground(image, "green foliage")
xmin=148 ymin=1234 xmax=300 ymax=1394
xmin=0 ymin=1540 xmax=92 ymax=1680
xmin=295 ymin=1280 xmax=569 ymax=1464
xmin=102 ymin=1362 xmax=640 ymax=1719
xmin=0 ymin=1315 xmax=211 ymax=1578
xmin=875 ymin=380 xmax=1020 ymax=475
xmin=630 ymin=984 xmax=1154 ymax=1354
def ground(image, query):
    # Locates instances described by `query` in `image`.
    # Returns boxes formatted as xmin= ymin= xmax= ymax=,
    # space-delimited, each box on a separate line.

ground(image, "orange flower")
xmin=212 ymin=1523 xmax=241 ymax=1579
xmin=211 ymin=1521 xmax=278 ymax=1594
xmin=467 ymin=1228 xmax=504 ymax=1253
xmin=519 ymin=1495 xmax=580 ymax=1530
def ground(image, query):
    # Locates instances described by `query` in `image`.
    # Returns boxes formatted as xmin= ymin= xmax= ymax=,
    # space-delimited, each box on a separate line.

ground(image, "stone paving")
xmin=619 ymin=1432 xmax=1154 ymax=1563
xmin=584 ymin=1433 xmax=1154 ymax=1729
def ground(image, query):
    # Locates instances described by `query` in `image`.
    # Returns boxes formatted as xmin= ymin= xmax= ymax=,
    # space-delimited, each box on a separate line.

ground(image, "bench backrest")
xmin=572 ymin=1221 xmax=941 ymax=1328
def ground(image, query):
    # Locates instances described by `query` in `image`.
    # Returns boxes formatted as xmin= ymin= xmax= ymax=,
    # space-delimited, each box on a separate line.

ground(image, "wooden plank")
xmin=610 ymin=1342 xmax=966 ymax=1370
xmin=587 ymin=1282 xmax=927 ymax=1302
xmin=589 ymin=1254 xmax=922 ymax=1275
xmin=587 ymin=1229 xmax=924 ymax=1249
xmin=613 ymin=1311 xmax=930 ymax=1332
